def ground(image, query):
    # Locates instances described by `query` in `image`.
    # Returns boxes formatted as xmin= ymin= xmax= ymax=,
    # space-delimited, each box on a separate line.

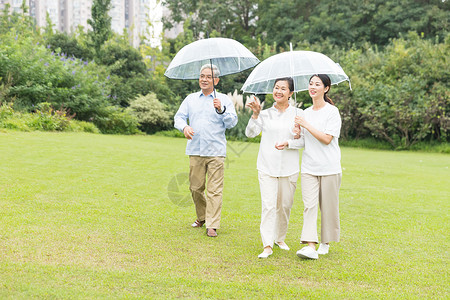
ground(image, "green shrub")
xmin=153 ymin=129 xmax=185 ymax=138
xmin=0 ymin=32 xmax=113 ymax=121
xmin=0 ymin=102 xmax=101 ymax=133
xmin=127 ymin=93 xmax=172 ymax=134
xmin=334 ymin=32 xmax=449 ymax=149
xmin=94 ymin=106 xmax=141 ymax=135
xmin=67 ymin=120 xmax=100 ymax=133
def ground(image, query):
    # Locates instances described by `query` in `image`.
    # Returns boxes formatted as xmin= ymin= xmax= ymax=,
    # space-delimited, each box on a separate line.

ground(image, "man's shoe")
xmin=275 ymin=242 xmax=290 ymax=251
xmin=206 ymin=228 xmax=217 ymax=237
xmin=191 ymin=220 xmax=205 ymax=228
xmin=317 ymin=243 xmax=330 ymax=255
xmin=258 ymin=249 xmax=273 ymax=258
xmin=296 ymin=246 xmax=319 ymax=260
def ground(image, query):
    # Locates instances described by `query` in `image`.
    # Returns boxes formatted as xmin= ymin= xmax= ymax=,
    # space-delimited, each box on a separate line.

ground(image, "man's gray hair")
xmin=200 ymin=64 xmax=220 ymax=77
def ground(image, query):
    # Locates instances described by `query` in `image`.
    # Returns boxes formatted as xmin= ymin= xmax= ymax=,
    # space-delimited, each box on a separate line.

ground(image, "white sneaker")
xmin=296 ymin=246 xmax=318 ymax=259
xmin=258 ymin=249 xmax=273 ymax=259
xmin=275 ymin=242 xmax=290 ymax=251
xmin=317 ymin=243 xmax=329 ymax=255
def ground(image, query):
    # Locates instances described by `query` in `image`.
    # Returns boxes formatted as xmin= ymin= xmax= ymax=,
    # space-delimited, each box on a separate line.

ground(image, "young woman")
xmin=245 ymin=77 xmax=304 ymax=258
xmin=280 ymin=74 xmax=342 ymax=259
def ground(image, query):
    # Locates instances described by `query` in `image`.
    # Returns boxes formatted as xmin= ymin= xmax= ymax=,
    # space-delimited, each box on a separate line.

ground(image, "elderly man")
xmin=174 ymin=64 xmax=238 ymax=237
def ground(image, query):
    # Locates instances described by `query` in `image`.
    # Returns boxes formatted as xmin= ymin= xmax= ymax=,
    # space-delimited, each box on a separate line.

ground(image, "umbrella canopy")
xmin=164 ymin=37 xmax=260 ymax=80
xmin=241 ymin=50 xmax=350 ymax=94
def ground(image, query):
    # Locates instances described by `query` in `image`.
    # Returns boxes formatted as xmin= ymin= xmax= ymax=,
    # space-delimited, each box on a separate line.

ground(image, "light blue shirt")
xmin=174 ymin=91 xmax=238 ymax=157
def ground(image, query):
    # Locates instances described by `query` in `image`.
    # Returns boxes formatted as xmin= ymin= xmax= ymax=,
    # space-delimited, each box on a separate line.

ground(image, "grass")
xmin=0 ymin=130 xmax=449 ymax=299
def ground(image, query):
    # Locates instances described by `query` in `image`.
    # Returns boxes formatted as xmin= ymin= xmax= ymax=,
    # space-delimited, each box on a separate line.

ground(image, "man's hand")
xmin=213 ymin=98 xmax=222 ymax=112
xmin=183 ymin=126 xmax=194 ymax=140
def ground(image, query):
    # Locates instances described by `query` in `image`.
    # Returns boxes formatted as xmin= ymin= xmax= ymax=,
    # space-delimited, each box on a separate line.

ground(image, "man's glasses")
xmin=200 ymin=74 xmax=213 ymax=80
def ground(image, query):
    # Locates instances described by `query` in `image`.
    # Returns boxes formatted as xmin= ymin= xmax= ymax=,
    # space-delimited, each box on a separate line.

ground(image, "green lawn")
xmin=0 ymin=130 xmax=448 ymax=299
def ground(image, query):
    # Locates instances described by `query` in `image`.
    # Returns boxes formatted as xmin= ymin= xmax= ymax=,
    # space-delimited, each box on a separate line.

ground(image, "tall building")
xmin=1 ymin=0 xmax=164 ymax=48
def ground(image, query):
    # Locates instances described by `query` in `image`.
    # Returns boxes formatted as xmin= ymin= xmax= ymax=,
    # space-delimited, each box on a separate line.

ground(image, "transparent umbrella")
xmin=165 ymin=37 xmax=260 ymax=113
xmin=165 ymin=37 xmax=260 ymax=79
xmin=241 ymin=48 xmax=351 ymax=94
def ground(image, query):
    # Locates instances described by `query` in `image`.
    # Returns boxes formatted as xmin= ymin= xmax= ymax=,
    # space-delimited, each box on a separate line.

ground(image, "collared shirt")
xmin=174 ymin=90 xmax=238 ymax=157
xmin=245 ymin=104 xmax=304 ymax=177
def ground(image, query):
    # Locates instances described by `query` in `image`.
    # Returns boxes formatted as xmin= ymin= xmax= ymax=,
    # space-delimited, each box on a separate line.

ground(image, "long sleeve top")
xmin=174 ymin=91 xmax=238 ymax=157
xmin=245 ymin=104 xmax=304 ymax=177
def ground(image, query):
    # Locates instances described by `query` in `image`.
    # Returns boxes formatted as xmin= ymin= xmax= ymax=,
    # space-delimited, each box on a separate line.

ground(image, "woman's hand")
xmin=294 ymin=116 xmax=310 ymax=130
xmin=246 ymin=96 xmax=261 ymax=119
xmin=293 ymin=124 xmax=301 ymax=139
xmin=295 ymin=116 xmax=333 ymax=145
xmin=275 ymin=141 xmax=288 ymax=150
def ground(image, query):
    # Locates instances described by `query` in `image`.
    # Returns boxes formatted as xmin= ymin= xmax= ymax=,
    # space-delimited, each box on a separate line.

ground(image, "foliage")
xmin=259 ymin=0 xmax=449 ymax=49
xmin=96 ymin=37 xmax=150 ymax=106
xmin=164 ymin=0 xmax=449 ymax=50
xmin=98 ymin=37 xmax=147 ymax=79
xmin=162 ymin=0 xmax=258 ymax=46
xmin=334 ymin=32 xmax=449 ymax=149
xmin=47 ymin=32 xmax=94 ymax=61
xmin=0 ymin=32 xmax=114 ymax=121
xmin=88 ymin=0 xmax=112 ymax=55
xmin=127 ymin=93 xmax=173 ymax=134
xmin=0 ymin=102 xmax=100 ymax=133
xmin=93 ymin=105 xmax=141 ymax=135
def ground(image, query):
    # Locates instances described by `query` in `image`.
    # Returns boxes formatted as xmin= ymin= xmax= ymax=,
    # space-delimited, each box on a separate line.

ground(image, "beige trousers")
xmin=258 ymin=171 xmax=299 ymax=248
xmin=189 ymin=156 xmax=225 ymax=229
xmin=300 ymin=173 xmax=342 ymax=244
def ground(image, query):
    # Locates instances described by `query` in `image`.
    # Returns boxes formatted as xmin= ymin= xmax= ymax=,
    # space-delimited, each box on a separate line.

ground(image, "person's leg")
xmin=189 ymin=156 xmax=207 ymax=223
xmin=258 ymin=171 xmax=278 ymax=249
xmin=275 ymin=173 xmax=298 ymax=245
xmin=319 ymin=173 xmax=342 ymax=244
xmin=300 ymin=173 xmax=320 ymax=247
xmin=205 ymin=156 xmax=225 ymax=229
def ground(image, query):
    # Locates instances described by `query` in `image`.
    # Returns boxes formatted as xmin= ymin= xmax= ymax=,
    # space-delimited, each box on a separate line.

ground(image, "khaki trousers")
xmin=258 ymin=171 xmax=298 ymax=248
xmin=189 ymin=156 xmax=225 ymax=229
xmin=300 ymin=173 xmax=342 ymax=244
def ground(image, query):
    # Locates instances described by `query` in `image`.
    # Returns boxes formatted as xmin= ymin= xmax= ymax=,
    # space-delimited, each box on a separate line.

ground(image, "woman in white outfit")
xmin=278 ymin=74 xmax=342 ymax=260
xmin=245 ymin=77 xmax=304 ymax=259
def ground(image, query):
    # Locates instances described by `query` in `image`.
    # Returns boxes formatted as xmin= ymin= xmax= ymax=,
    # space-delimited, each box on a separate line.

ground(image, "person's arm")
xmin=275 ymin=132 xmax=305 ymax=150
xmin=245 ymin=97 xmax=263 ymax=138
xmin=174 ymin=98 xmax=194 ymax=139
xmin=295 ymin=116 xmax=333 ymax=145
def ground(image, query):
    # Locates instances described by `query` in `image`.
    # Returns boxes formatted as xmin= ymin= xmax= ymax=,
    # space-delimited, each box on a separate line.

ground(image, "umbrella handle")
xmin=215 ymin=105 xmax=226 ymax=114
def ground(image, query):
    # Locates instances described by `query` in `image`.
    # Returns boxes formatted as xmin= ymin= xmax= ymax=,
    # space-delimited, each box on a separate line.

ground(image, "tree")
xmin=162 ymin=0 xmax=258 ymax=45
xmin=88 ymin=0 xmax=112 ymax=55
xmin=47 ymin=32 xmax=94 ymax=61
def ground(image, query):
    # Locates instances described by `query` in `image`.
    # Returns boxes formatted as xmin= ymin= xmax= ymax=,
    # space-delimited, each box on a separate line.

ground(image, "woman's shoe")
xmin=317 ymin=243 xmax=329 ymax=255
xmin=296 ymin=246 xmax=318 ymax=259
xmin=258 ymin=249 xmax=273 ymax=258
xmin=275 ymin=242 xmax=290 ymax=251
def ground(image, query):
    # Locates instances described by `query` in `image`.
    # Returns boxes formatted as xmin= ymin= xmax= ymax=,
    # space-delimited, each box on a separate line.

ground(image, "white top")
xmin=246 ymin=105 xmax=304 ymax=177
xmin=297 ymin=103 xmax=342 ymax=176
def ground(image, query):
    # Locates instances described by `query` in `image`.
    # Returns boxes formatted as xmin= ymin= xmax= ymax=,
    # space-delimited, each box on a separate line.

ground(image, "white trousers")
xmin=258 ymin=171 xmax=299 ymax=248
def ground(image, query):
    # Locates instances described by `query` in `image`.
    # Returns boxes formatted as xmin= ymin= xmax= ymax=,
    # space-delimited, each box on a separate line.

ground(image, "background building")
xmin=0 ymin=0 xmax=165 ymax=47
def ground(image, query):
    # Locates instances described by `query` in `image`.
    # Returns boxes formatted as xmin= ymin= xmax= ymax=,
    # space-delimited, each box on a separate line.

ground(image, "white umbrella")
xmin=164 ymin=37 xmax=260 ymax=79
xmin=241 ymin=49 xmax=351 ymax=94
